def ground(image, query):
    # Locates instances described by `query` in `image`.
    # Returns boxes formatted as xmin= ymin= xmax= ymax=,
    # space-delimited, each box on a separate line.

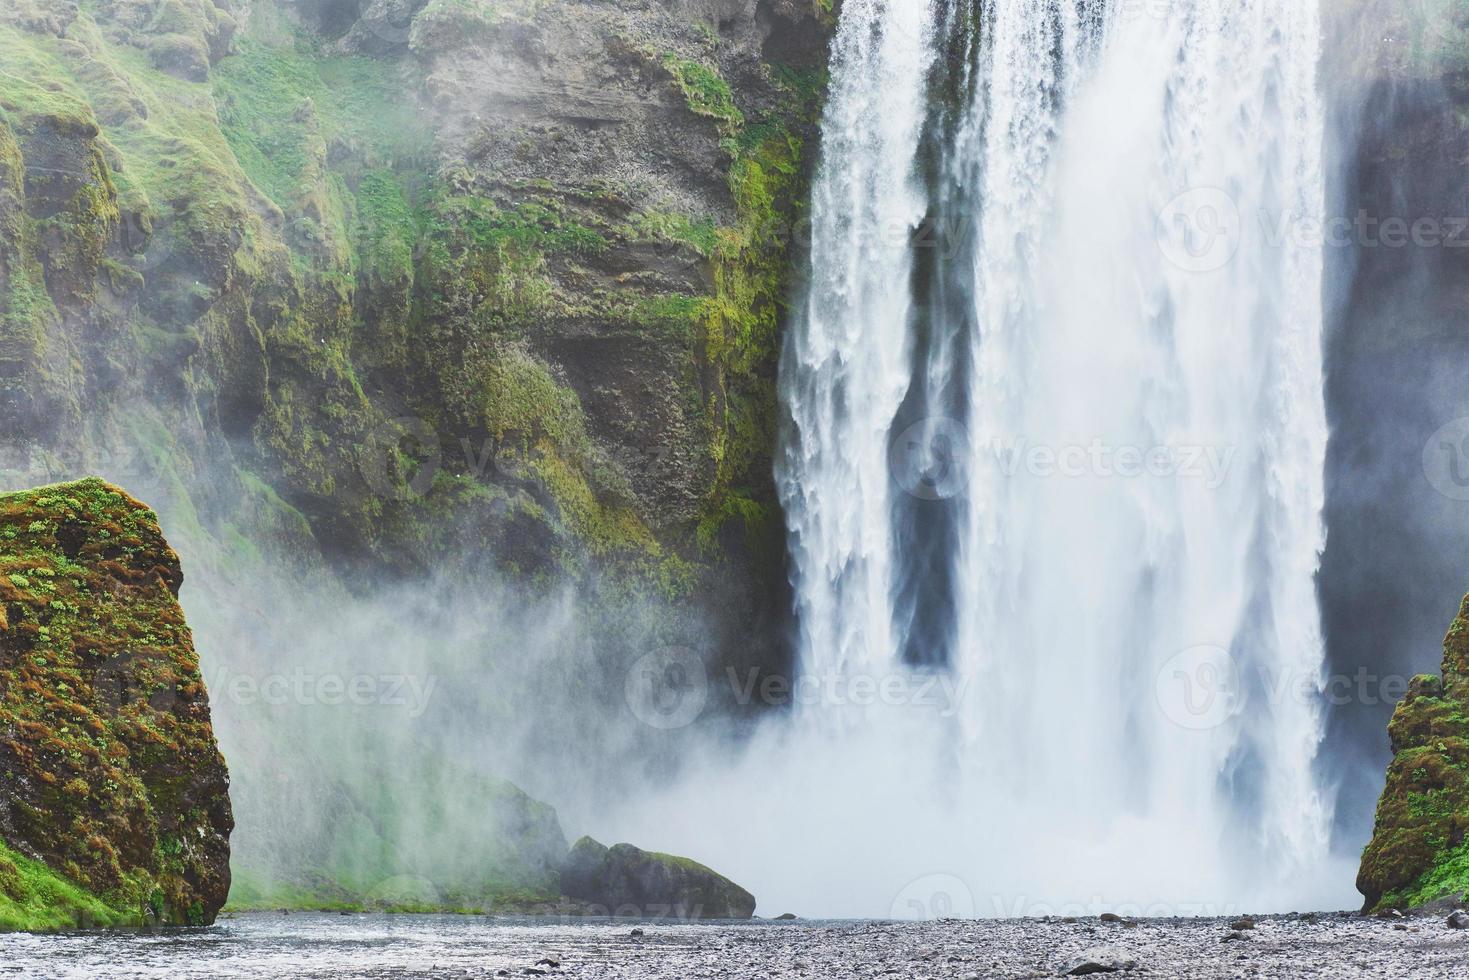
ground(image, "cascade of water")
xmin=777 ymin=0 xmax=939 ymax=695
xmin=777 ymin=0 xmax=1333 ymax=903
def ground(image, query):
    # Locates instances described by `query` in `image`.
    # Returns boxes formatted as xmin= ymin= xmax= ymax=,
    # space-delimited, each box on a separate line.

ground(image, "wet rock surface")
xmin=5 ymin=911 xmax=1469 ymax=978
xmin=560 ymin=837 xmax=756 ymax=920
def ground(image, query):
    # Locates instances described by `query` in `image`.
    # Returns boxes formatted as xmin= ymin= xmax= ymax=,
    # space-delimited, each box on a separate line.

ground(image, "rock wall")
xmin=0 ymin=478 xmax=232 ymax=928
xmin=0 ymin=0 xmax=833 ymax=650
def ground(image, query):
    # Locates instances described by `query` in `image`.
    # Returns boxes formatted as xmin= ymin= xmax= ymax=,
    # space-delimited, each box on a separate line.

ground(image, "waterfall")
xmin=776 ymin=0 xmax=1336 ymax=908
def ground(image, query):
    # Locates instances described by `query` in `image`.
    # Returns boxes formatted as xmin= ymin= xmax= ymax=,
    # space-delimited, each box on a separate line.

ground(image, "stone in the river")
xmin=560 ymin=837 xmax=756 ymax=919
xmin=1099 ymin=912 xmax=1123 ymax=923
xmin=775 ymin=912 xmax=798 ymax=920
xmin=1448 ymin=910 xmax=1469 ymax=929
xmin=1230 ymin=918 xmax=1255 ymax=931
xmin=1063 ymin=945 xmax=1137 ymax=975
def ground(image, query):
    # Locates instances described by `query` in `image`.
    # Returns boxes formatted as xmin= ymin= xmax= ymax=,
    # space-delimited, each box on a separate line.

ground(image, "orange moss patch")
xmin=0 ymin=478 xmax=232 ymax=927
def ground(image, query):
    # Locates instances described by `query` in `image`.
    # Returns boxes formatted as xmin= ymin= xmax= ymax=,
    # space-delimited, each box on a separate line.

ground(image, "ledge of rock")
xmin=560 ymin=836 xmax=755 ymax=920
xmin=0 ymin=479 xmax=232 ymax=930
xmin=1357 ymin=593 xmax=1469 ymax=912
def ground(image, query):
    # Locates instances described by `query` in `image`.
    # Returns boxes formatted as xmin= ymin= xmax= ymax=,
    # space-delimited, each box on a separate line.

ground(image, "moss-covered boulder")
xmin=560 ymin=835 xmax=755 ymax=920
xmin=1358 ymin=594 xmax=1469 ymax=912
xmin=0 ymin=478 xmax=232 ymax=929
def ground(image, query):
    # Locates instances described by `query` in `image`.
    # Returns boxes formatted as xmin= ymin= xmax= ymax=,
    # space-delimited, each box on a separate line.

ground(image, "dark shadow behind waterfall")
xmin=1319 ymin=0 xmax=1469 ymax=853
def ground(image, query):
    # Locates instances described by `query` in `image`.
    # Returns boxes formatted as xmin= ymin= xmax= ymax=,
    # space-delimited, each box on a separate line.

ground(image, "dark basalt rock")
xmin=1063 ymin=945 xmax=1137 ymax=975
xmin=560 ymin=836 xmax=756 ymax=920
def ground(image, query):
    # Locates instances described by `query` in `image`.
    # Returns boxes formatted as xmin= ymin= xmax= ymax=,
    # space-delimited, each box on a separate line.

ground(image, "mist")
xmin=1317 ymin=0 xmax=1469 ymax=853
xmin=5 ymin=0 xmax=1469 ymax=931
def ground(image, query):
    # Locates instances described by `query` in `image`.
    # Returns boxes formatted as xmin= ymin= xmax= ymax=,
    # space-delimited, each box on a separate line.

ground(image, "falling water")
xmin=775 ymin=0 xmax=1337 ymax=908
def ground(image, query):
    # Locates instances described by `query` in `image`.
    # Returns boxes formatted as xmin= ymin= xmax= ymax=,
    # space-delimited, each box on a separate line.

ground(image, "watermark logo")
xmin=890 ymin=418 xmax=971 ymax=501
xmin=209 ymin=666 xmax=438 ymax=719
xmin=1157 ymin=188 xmax=1243 ymax=273
xmin=1155 ymin=644 xmax=1241 ymax=731
xmin=624 ymin=646 xmax=709 ymax=731
xmin=1422 ymin=417 xmax=1469 ymax=501
xmin=358 ymin=416 xmax=442 ymax=501
xmin=891 ymin=873 xmax=976 ymax=920
xmin=93 ymin=649 xmax=178 ymax=716
xmin=354 ymin=0 xmax=419 ymax=48
xmin=1155 ymin=646 xmax=1414 ymax=731
xmin=1158 ymin=188 xmax=1469 ymax=272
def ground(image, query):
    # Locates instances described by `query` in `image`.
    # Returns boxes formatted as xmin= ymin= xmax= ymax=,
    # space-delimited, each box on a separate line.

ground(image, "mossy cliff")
xmin=0 ymin=0 xmax=833 ymax=912
xmin=1357 ymin=594 xmax=1469 ymax=912
xmin=0 ymin=478 xmax=232 ymax=930
xmin=0 ymin=0 xmax=833 ymax=619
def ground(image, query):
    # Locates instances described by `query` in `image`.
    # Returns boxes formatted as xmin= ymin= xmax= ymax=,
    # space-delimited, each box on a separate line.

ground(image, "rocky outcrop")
xmin=1357 ymin=594 xmax=1469 ymax=912
xmin=0 ymin=478 xmax=233 ymax=929
xmin=560 ymin=835 xmax=756 ymax=919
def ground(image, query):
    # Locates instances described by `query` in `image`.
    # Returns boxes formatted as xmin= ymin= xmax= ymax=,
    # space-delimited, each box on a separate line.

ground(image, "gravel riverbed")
xmin=2 ymin=910 xmax=1467 ymax=978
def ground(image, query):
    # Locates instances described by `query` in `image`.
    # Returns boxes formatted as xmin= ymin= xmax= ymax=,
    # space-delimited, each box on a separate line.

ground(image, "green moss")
xmin=0 ymin=479 xmax=232 ymax=928
xmin=1360 ymin=594 xmax=1469 ymax=911
xmin=213 ymin=34 xmax=426 ymax=211
xmin=662 ymin=55 xmax=745 ymax=133
xmin=1380 ymin=839 xmax=1469 ymax=909
xmin=480 ymin=346 xmax=584 ymax=448
xmin=633 ymin=211 xmax=721 ymax=256
xmin=693 ymin=66 xmax=826 ymax=542
xmin=0 ymin=837 xmax=128 ymax=932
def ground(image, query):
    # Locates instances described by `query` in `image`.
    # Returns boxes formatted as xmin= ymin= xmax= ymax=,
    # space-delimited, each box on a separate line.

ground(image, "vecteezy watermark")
xmin=726 ymin=667 xmax=968 ymax=716
xmin=1155 ymin=645 xmax=1242 ymax=730
xmin=93 ymin=649 xmax=180 ymax=716
xmin=1422 ymin=416 xmax=1469 ymax=502
xmin=889 ymin=418 xmax=1237 ymax=500
xmin=992 ymin=438 xmax=1235 ymax=488
xmin=207 ymin=666 xmax=439 ymax=719
xmin=1157 ymin=188 xmax=1244 ymax=273
xmin=352 ymin=0 xmax=418 ymax=48
xmin=624 ymin=646 xmax=710 ymax=731
xmin=359 ymin=416 xmax=442 ymax=501
xmin=1156 ymin=645 xmax=1419 ymax=731
xmin=351 ymin=415 xmax=541 ymax=502
xmin=891 ymin=874 xmax=977 ymax=920
xmin=1157 ymin=189 xmax=1469 ymax=273
xmin=624 ymin=654 xmax=969 ymax=731
xmin=890 ymin=418 xmax=971 ymax=500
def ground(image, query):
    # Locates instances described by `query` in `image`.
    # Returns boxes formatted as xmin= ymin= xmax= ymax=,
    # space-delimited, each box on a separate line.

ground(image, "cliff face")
xmin=0 ymin=0 xmax=833 ymax=912
xmin=0 ymin=0 xmax=831 ymax=622
xmin=1357 ymin=594 xmax=1469 ymax=911
xmin=0 ymin=478 xmax=232 ymax=929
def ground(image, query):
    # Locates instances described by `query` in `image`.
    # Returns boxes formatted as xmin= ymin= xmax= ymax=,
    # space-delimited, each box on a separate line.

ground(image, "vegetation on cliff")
xmin=0 ymin=478 xmax=232 ymax=929
xmin=1358 ymin=594 xmax=1469 ymax=911
xmin=0 ymin=0 xmax=832 ymax=913
xmin=1 ymin=0 xmax=831 ymax=590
